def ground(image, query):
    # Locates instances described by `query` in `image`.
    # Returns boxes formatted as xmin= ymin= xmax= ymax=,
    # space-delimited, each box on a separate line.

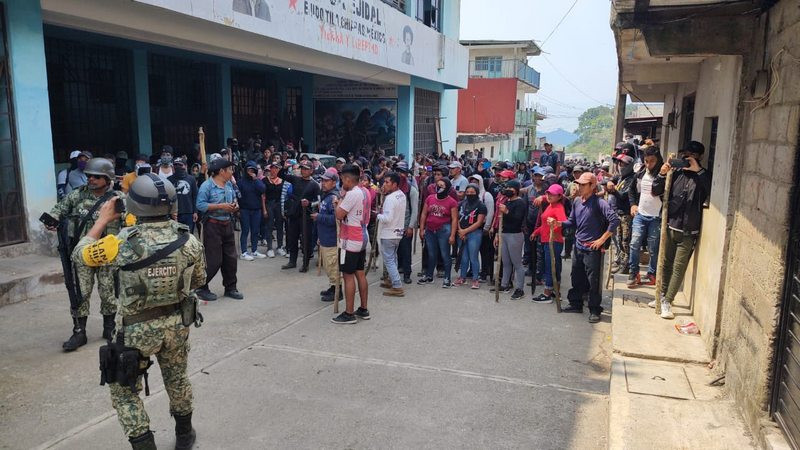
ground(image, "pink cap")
xmin=499 ymin=170 xmax=516 ymax=178
xmin=546 ymin=184 xmax=564 ymax=196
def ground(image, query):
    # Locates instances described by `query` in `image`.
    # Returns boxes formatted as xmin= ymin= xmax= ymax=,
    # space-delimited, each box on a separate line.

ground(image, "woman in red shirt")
xmin=532 ymin=184 xmax=569 ymax=303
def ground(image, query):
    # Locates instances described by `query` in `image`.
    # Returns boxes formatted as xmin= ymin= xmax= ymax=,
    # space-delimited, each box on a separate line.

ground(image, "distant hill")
xmin=537 ymin=129 xmax=578 ymax=148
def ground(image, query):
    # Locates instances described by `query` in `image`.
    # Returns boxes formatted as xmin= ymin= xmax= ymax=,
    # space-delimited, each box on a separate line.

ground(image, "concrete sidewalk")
xmin=607 ymin=273 xmax=756 ymax=449
xmin=1 ymin=251 xmax=613 ymax=449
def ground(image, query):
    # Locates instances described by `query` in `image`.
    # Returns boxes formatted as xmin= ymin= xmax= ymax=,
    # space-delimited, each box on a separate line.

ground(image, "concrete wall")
xmin=677 ymin=55 xmax=742 ymax=350
xmin=718 ymin=0 xmax=800 ymax=443
xmin=4 ymin=0 xmax=56 ymax=249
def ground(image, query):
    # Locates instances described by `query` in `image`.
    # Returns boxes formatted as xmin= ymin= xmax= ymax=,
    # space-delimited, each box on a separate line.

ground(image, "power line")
xmin=540 ymin=0 xmax=580 ymax=47
xmin=535 ymin=93 xmax=583 ymax=111
xmin=542 ymin=55 xmax=615 ymax=107
xmin=622 ymin=86 xmax=658 ymax=119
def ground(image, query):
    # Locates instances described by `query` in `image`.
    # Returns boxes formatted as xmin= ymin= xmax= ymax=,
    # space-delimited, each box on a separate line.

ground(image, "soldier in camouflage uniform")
xmin=48 ymin=158 xmax=124 ymax=351
xmin=73 ymin=173 xmax=205 ymax=449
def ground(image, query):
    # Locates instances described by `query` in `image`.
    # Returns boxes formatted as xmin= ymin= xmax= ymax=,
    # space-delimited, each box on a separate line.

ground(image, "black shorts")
xmin=340 ymin=250 xmax=366 ymax=274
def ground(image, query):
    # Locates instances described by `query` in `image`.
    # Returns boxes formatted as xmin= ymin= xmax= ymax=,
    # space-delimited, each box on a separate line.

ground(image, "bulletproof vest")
xmin=115 ymin=226 xmax=194 ymax=312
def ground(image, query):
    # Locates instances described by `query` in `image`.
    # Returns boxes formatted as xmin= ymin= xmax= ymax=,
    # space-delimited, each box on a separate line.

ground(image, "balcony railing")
xmin=468 ymin=59 xmax=541 ymax=89
xmin=380 ymin=0 xmax=406 ymax=13
xmin=515 ymin=110 xmax=537 ymax=127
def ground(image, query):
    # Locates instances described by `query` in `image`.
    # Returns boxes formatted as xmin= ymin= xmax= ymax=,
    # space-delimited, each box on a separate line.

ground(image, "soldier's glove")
xmin=82 ymin=235 xmax=123 ymax=267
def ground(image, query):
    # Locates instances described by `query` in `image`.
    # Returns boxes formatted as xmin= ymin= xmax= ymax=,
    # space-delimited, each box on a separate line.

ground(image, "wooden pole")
xmin=549 ymin=222 xmax=562 ymax=313
xmin=654 ymin=153 xmax=676 ymax=315
xmin=495 ymin=214 xmax=503 ymax=303
xmin=333 ymin=219 xmax=341 ymax=314
xmin=198 ymin=127 xmax=207 ymax=177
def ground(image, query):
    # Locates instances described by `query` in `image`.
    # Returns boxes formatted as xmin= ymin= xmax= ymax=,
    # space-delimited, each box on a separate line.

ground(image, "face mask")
xmin=503 ymin=189 xmax=515 ymax=197
xmin=466 ymin=194 xmax=478 ymax=203
xmin=77 ymin=160 xmax=87 ymax=170
xmin=436 ymin=186 xmax=448 ymax=199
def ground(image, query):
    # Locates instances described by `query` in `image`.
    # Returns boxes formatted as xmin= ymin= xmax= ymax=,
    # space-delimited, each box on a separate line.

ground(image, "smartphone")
xmin=39 ymin=212 xmax=59 ymax=228
xmin=114 ymin=198 xmax=125 ymax=214
xmin=668 ymin=158 xmax=690 ymax=169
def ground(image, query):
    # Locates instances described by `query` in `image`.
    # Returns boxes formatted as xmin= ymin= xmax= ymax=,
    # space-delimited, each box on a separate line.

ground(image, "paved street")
xmin=0 ymin=252 xmax=612 ymax=449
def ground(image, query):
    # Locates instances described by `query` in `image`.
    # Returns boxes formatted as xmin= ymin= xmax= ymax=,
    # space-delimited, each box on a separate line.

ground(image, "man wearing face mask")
xmin=66 ymin=151 xmax=91 ymax=196
xmin=157 ymin=155 xmax=174 ymax=181
xmin=606 ymin=154 xmax=636 ymax=274
xmin=48 ymin=158 xmax=124 ymax=351
xmin=57 ymin=150 xmax=90 ymax=200
xmin=168 ymin=157 xmax=199 ymax=232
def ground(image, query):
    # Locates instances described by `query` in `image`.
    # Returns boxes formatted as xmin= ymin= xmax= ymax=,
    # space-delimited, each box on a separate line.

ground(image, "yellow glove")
xmin=81 ymin=234 xmax=123 ymax=267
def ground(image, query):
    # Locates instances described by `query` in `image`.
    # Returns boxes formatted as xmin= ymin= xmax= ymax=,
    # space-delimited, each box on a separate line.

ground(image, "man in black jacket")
xmin=168 ymin=157 xmax=199 ymax=232
xmin=281 ymin=161 xmax=320 ymax=272
xmin=606 ymin=154 xmax=636 ymax=274
xmin=651 ymin=141 xmax=711 ymax=319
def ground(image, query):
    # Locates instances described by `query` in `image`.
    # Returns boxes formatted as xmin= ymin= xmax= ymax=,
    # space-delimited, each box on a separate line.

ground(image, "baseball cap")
xmin=572 ymin=165 xmax=585 ymax=173
xmin=209 ymin=158 xmax=234 ymax=172
xmin=448 ymin=161 xmax=462 ymax=169
xmin=394 ymin=161 xmax=409 ymax=173
xmin=499 ymin=169 xmax=516 ymax=178
xmin=575 ymin=172 xmax=598 ymax=185
xmin=321 ymin=168 xmax=339 ymax=182
xmin=614 ymin=154 xmax=634 ymax=165
xmin=174 ymin=157 xmax=187 ymax=167
xmin=299 ymin=161 xmax=312 ymax=170
xmin=531 ymin=167 xmax=544 ymax=176
xmin=546 ymin=184 xmax=564 ymax=196
xmin=336 ymin=157 xmax=346 ymax=164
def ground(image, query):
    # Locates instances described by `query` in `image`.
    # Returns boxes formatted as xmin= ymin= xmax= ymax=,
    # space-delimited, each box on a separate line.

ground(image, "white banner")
xmin=133 ymin=0 xmax=467 ymax=87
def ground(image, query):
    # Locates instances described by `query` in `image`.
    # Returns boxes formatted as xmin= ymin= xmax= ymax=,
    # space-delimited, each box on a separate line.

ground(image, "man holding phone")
xmin=651 ymin=140 xmax=711 ymax=319
xmin=196 ymin=158 xmax=244 ymax=301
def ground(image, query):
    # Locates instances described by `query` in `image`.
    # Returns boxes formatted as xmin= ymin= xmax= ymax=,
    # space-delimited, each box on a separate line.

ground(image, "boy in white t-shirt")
xmin=332 ymin=164 xmax=371 ymax=324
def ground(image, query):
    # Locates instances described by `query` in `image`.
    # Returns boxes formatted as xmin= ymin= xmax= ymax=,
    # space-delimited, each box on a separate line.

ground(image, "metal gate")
xmin=773 ymin=147 xmax=800 ymax=449
xmin=413 ymin=88 xmax=440 ymax=155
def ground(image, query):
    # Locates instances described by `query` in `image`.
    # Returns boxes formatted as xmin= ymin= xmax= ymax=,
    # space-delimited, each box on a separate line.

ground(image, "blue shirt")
xmin=196 ymin=178 xmax=236 ymax=221
xmin=562 ymin=195 xmax=620 ymax=250
xmin=540 ymin=151 xmax=559 ymax=171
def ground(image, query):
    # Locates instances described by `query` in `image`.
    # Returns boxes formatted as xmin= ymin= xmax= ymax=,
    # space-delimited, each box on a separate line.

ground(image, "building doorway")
xmin=231 ymin=68 xmax=277 ymax=143
xmin=0 ymin=4 xmax=26 ymax=246
xmin=772 ymin=143 xmax=800 ymax=449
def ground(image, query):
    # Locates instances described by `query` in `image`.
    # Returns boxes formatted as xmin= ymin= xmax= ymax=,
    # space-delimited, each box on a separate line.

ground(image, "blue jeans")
xmin=459 ymin=230 xmax=482 ymax=281
xmin=380 ymin=238 xmax=402 ymax=288
xmin=628 ymin=214 xmax=661 ymax=275
xmin=262 ymin=200 xmax=283 ymax=250
xmin=542 ymin=241 xmax=563 ymax=290
xmin=425 ymin=224 xmax=452 ymax=281
xmin=239 ymin=209 xmax=261 ymax=253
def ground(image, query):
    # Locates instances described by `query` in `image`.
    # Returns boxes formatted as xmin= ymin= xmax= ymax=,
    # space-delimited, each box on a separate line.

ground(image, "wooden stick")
xmin=317 ymin=239 xmax=322 ymax=276
xmin=549 ymin=222 xmax=562 ymax=313
xmin=654 ymin=153 xmax=677 ymax=315
xmin=495 ymin=214 xmax=503 ymax=303
xmin=198 ymin=127 xmax=207 ymax=178
xmin=334 ymin=219 xmax=341 ymax=314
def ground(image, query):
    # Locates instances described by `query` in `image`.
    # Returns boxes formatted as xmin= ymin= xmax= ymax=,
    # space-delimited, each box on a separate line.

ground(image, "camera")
xmin=114 ymin=197 xmax=126 ymax=214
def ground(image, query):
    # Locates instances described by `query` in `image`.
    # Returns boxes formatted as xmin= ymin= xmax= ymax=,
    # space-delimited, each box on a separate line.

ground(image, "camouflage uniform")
xmin=51 ymin=185 xmax=122 ymax=317
xmin=73 ymin=220 xmax=206 ymax=439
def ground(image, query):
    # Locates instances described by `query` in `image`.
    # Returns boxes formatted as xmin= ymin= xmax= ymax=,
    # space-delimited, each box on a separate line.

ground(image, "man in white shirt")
xmin=449 ymin=161 xmax=468 ymax=200
xmin=377 ymin=172 xmax=407 ymax=297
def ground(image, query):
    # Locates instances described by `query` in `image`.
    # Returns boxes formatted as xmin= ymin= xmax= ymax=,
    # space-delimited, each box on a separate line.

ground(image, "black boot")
xmin=102 ymin=314 xmax=116 ymax=341
xmin=319 ymin=286 xmax=335 ymax=297
xmin=174 ymin=413 xmax=196 ymax=450
xmin=62 ymin=317 xmax=88 ymax=352
xmin=129 ymin=430 xmax=156 ymax=450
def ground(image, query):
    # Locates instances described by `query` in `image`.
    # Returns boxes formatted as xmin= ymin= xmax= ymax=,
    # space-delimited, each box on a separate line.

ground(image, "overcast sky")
xmin=459 ymin=0 xmax=619 ymax=133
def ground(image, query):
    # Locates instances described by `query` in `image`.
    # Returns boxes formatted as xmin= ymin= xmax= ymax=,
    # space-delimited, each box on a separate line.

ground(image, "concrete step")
xmin=0 ymin=254 xmax=64 ymax=307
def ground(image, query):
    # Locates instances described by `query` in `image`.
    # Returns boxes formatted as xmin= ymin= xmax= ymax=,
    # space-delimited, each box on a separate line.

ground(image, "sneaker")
xmin=403 ymin=274 xmax=413 ymax=284
xmin=562 ymin=304 xmax=583 ymax=313
xmin=224 ymin=289 xmax=244 ymax=300
xmin=510 ymin=289 xmax=525 ymax=300
xmin=643 ymin=274 xmax=656 ymax=286
xmin=258 ymin=239 xmax=268 ymax=246
xmin=588 ymin=313 xmax=601 ymax=323
xmin=453 ymin=277 xmax=466 ymax=287
xmin=532 ymin=293 xmax=554 ymax=304
xmin=240 ymin=252 xmax=254 ymax=261
xmin=251 ymin=251 xmax=267 ymax=259
xmin=648 ymin=296 xmax=665 ymax=308
xmin=383 ymin=287 xmax=405 ymax=297
xmin=471 ymin=280 xmax=480 ymax=289
xmin=627 ymin=273 xmax=640 ymax=288
xmin=417 ymin=276 xmax=433 ymax=285
xmin=267 ymin=249 xmax=275 ymax=258
xmin=277 ymin=247 xmax=288 ymax=257
xmin=331 ymin=312 xmax=357 ymax=324
xmin=354 ymin=307 xmax=371 ymax=320
xmin=281 ymin=262 xmax=297 ymax=270
xmin=442 ymin=280 xmax=452 ymax=288
xmin=660 ymin=301 xmax=674 ymax=319
xmin=490 ymin=285 xmax=512 ymax=293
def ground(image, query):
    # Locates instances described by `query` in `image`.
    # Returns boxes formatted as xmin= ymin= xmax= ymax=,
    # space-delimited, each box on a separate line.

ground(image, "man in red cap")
xmin=550 ymin=172 xmax=620 ymax=323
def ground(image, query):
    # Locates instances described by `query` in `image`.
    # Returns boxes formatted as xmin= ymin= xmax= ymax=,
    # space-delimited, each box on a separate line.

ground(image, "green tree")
xmin=568 ymin=105 xmax=614 ymax=159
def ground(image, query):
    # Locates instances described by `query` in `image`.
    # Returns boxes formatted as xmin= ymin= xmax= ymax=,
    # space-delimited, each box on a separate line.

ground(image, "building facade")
xmin=0 ymin=0 xmax=467 ymax=252
xmin=612 ymin=0 xmax=800 ymax=447
xmin=454 ymin=40 xmax=543 ymax=162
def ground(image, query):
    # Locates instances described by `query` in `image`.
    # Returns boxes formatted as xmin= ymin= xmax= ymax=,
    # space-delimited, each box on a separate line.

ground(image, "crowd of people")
xmin=51 ymin=134 xmax=712 ymax=329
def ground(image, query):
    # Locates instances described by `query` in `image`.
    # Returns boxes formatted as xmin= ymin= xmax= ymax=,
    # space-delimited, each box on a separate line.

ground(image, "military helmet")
xmin=84 ymin=158 xmax=115 ymax=181
xmin=126 ymin=173 xmax=176 ymax=217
